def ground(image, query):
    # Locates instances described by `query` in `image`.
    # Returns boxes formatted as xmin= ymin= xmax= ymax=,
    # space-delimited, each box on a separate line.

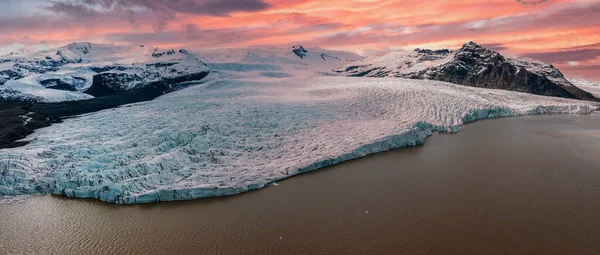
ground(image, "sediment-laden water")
xmin=1 ymin=114 xmax=599 ymax=254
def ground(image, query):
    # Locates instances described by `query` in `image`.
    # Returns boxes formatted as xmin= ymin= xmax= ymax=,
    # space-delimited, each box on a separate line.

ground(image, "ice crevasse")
xmin=0 ymin=77 xmax=597 ymax=204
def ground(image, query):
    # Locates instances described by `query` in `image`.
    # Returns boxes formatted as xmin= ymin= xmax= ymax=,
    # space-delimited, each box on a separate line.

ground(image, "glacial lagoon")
xmin=1 ymin=113 xmax=600 ymax=254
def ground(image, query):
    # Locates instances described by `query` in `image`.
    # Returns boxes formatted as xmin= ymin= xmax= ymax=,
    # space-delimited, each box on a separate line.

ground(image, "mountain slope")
xmin=336 ymin=42 xmax=596 ymax=101
xmin=568 ymin=79 xmax=600 ymax=98
xmin=0 ymin=43 xmax=210 ymax=103
xmin=0 ymin=43 xmax=211 ymax=149
xmin=196 ymin=45 xmax=362 ymax=77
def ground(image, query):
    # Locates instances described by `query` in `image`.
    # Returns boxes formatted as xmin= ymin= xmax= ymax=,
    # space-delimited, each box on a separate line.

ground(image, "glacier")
xmin=0 ymin=76 xmax=597 ymax=204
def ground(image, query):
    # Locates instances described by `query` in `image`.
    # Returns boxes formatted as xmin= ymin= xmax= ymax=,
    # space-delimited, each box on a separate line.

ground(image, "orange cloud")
xmin=0 ymin=0 xmax=598 ymax=80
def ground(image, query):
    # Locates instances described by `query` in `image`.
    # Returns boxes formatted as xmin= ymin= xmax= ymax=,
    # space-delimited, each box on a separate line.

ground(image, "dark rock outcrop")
xmin=85 ymin=73 xmax=143 ymax=97
xmin=292 ymin=45 xmax=308 ymax=59
xmin=0 ymin=69 xmax=24 ymax=85
xmin=40 ymin=77 xmax=86 ymax=91
xmin=85 ymin=70 xmax=210 ymax=98
xmin=89 ymin=66 xmax=130 ymax=73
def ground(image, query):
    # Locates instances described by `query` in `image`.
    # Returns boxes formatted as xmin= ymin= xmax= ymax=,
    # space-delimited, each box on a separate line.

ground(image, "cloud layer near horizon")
xmin=0 ymin=0 xmax=598 ymax=80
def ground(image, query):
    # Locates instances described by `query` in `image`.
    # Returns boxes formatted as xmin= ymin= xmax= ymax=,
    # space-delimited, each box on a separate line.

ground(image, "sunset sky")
xmin=0 ymin=0 xmax=598 ymax=80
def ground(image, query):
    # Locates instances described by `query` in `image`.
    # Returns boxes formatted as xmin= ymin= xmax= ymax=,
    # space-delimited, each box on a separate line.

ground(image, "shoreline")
xmin=4 ymin=113 xmax=600 ymax=254
xmin=110 ymin=106 xmax=597 ymax=204
xmin=1 ymin=76 xmax=598 ymax=205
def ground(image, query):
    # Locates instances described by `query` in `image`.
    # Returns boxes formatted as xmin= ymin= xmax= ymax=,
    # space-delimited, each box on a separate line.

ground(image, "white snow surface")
xmin=508 ymin=58 xmax=573 ymax=87
xmin=0 ymin=76 xmax=597 ymax=204
xmin=569 ymin=79 xmax=600 ymax=98
xmin=197 ymin=46 xmax=362 ymax=77
xmin=2 ymin=78 xmax=93 ymax=103
xmin=343 ymin=50 xmax=454 ymax=76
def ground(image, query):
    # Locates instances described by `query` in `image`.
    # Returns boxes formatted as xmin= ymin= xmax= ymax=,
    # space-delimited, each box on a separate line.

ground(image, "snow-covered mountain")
xmin=0 ymin=42 xmax=210 ymax=103
xmin=336 ymin=42 xmax=597 ymax=101
xmin=7 ymin=41 xmax=593 ymax=104
xmin=196 ymin=45 xmax=362 ymax=78
xmin=338 ymin=48 xmax=454 ymax=77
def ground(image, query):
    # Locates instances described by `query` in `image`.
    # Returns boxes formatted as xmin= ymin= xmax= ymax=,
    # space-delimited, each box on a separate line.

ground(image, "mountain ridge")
xmin=0 ymin=42 xmax=210 ymax=103
xmin=336 ymin=42 xmax=597 ymax=101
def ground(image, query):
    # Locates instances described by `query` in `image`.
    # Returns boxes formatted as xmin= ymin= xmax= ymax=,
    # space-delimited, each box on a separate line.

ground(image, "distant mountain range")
xmin=0 ymin=41 xmax=598 ymax=149
xmin=0 ymin=42 xmax=209 ymax=104
xmin=1 ymin=41 xmax=597 ymax=105
xmin=335 ymin=42 xmax=597 ymax=101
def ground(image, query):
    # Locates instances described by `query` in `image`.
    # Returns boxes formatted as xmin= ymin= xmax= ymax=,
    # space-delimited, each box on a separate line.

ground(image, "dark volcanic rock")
xmin=151 ymin=49 xmax=176 ymax=58
xmin=85 ymin=70 xmax=210 ymax=98
xmin=85 ymin=73 xmax=143 ymax=97
xmin=415 ymin=48 xmax=451 ymax=55
xmin=89 ymin=66 xmax=130 ymax=73
xmin=40 ymin=77 xmax=86 ymax=91
xmin=161 ymin=71 xmax=210 ymax=85
xmin=0 ymin=69 xmax=24 ymax=85
xmin=292 ymin=45 xmax=308 ymax=59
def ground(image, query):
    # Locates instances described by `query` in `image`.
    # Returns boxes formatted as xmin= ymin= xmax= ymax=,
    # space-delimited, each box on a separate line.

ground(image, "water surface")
xmin=1 ymin=114 xmax=600 ymax=254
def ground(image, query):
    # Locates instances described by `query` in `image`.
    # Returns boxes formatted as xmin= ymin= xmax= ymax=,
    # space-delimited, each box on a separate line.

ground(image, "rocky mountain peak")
xmin=414 ymin=48 xmax=451 ymax=55
xmin=457 ymin=41 xmax=492 ymax=54
xmin=292 ymin=45 xmax=308 ymax=59
xmin=336 ymin=41 xmax=597 ymax=101
xmin=460 ymin=41 xmax=484 ymax=50
xmin=453 ymin=41 xmax=504 ymax=66
xmin=151 ymin=49 xmax=177 ymax=58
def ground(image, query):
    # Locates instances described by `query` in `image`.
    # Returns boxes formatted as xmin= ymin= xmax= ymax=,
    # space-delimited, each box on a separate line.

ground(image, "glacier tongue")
xmin=0 ymin=77 xmax=597 ymax=204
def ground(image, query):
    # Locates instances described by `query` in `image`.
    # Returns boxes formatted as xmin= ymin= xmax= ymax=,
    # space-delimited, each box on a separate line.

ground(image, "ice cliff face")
xmin=0 ymin=76 xmax=596 ymax=204
xmin=0 ymin=43 xmax=210 ymax=103
xmin=336 ymin=42 xmax=596 ymax=101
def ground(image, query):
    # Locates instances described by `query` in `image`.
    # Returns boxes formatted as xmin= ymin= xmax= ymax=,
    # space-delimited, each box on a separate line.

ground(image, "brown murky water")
xmin=1 ymin=114 xmax=600 ymax=255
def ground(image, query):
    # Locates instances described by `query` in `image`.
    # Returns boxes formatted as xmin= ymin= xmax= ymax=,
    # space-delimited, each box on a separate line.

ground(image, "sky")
xmin=0 ymin=0 xmax=598 ymax=80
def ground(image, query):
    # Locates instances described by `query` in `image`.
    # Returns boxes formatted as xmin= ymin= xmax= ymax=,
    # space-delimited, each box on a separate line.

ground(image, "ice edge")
xmin=91 ymin=105 xmax=596 ymax=204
